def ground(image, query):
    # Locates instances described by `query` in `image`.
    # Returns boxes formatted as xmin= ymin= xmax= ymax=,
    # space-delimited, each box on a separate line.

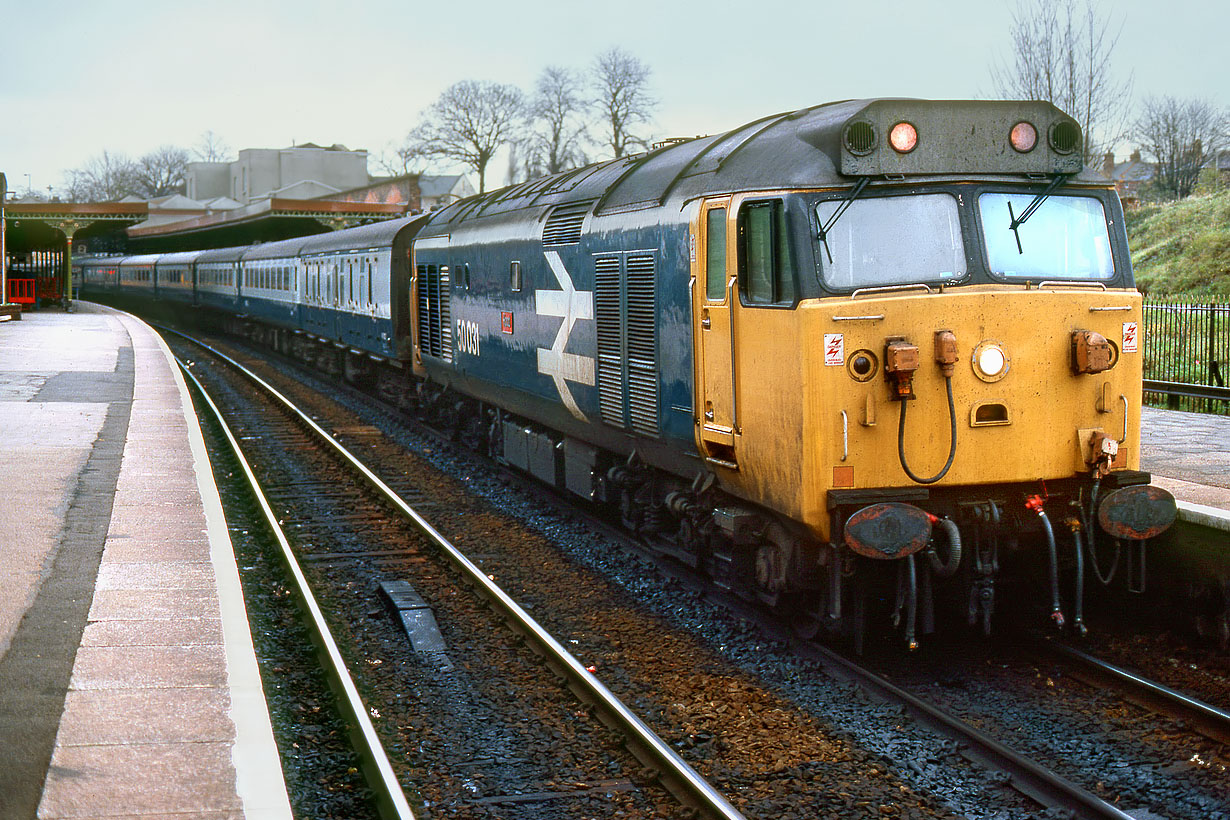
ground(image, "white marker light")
xmin=979 ymin=346 xmax=1007 ymax=377
xmin=972 ymin=340 xmax=1011 ymax=382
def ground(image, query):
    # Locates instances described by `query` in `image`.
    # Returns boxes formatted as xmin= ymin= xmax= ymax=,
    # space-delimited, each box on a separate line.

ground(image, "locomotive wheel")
xmin=789 ymin=592 xmax=828 ymax=640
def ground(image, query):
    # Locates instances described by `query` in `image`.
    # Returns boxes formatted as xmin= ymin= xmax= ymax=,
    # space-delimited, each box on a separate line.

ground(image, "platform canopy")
xmin=126 ymin=197 xmax=406 ymax=252
xmin=2 ymin=196 xmax=149 ymax=306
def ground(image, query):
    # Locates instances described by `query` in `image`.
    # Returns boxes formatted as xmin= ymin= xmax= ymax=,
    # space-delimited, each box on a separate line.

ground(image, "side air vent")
xmin=542 ymin=202 xmax=591 ymax=246
xmin=625 ymin=254 xmax=659 ymax=436
xmin=416 ymin=264 xmax=453 ymax=361
xmin=594 ymin=257 xmax=623 ymax=427
xmin=593 ymin=252 xmax=659 ymax=436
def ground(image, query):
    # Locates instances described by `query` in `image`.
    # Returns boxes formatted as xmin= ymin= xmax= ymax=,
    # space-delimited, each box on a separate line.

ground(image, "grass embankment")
xmin=1126 ymin=187 xmax=1230 ymax=297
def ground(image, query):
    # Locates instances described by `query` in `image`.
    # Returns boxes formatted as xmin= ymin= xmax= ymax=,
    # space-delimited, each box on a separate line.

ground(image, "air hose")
xmin=898 ymin=375 xmax=957 ymax=485
xmin=1036 ymin=509 xmax=1065 ymax=629
xmin=1070 ymin=525 xmax=1087 ymax=637
xmin=927 ymin=517 xmax=963 ymax=578
xmin=1083 ymin=478 xmax=1121 ymax=585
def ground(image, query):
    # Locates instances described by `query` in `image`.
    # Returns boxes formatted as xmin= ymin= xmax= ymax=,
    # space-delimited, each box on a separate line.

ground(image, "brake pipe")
xmin=905 ymin=554 xmax=919 ymax=651
xmin=1027 ymin=495 xmax=1065 ymax=629
xmin=1068 ymin=521 xmax=1088 ymax=637
xmin=926 ymin=515 xmax=963 ymax=578
xmin=1084 ymin=478 xmax=1121 ymax=586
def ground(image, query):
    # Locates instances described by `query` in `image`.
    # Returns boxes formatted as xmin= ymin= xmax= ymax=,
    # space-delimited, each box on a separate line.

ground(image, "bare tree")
xmin=990 ymin=0 xmax=1133 ymax=163
xmin=193 ymin=130 xmax=233 ymax=163
xmin=505 ymin=136 xmax=533 ymax=186
xmin=1134 ymin=96 xmax=1229 ymax=200
xmin=527 ymin=65 xmax=589 ymax=176
xmin=374 ymin=141 xmax=425 ymax=177
xmin=63 ymin=150 xmax=140 ymax=201
xmin=134 ymin=145 xmax=190 ymax=198
xmin=589 ymin=47 xmax=656 ymax=159
xmin=405 ymin=80 xmax=525 ymax=194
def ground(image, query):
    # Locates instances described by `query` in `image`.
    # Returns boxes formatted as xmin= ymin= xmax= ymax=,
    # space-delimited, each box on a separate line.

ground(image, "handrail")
xmin=1038 ymin=280 xmax=1107 ymax=290
xmin=1143 ymin=379 xmax=1230 ymax=403
xmin=850 ymin=283 xmax=933 ymax=299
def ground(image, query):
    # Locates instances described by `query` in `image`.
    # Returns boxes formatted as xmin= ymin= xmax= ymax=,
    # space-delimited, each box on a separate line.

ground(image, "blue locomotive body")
xmin=412 ymin=203 xmax=697 ymax=463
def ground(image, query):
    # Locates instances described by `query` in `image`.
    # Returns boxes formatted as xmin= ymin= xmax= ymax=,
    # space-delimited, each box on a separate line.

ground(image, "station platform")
xmin=1141 ymin=406 xmax=1230 ymax=517
xmin=0 ymin=304 xmax=292 ymax=820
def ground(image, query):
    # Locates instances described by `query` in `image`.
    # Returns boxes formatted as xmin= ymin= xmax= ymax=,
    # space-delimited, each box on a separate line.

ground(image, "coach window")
xmin=509 ymin=261 xmax=522 ymax=292
xmin=738 ymin=200 xmax=795 ymax=305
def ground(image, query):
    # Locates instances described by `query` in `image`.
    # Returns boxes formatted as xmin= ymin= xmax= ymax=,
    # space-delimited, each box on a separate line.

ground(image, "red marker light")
xmin=889 ymin=122 xmax=918 ymax=153
xmin=1010 ymin=121 xmax=1038 ymax=152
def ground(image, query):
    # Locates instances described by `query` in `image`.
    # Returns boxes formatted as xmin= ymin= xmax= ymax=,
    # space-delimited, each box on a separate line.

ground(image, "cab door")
xmin=694 ymin=199 xmax=738 ymax=467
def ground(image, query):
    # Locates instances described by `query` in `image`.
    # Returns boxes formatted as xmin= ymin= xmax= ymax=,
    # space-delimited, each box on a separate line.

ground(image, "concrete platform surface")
xmin=1141 ymin=406 xmax=1230 ymax=514
xmin=0 ymin=304 xmax=291 ymax=820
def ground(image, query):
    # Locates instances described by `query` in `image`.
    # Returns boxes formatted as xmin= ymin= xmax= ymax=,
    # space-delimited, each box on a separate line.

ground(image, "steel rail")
xmin=177 ymin=361 xmax=418 ymax=820
xmin=1033 ymin=640 xmax=1230 ymax=746
xmin=792 ymin=640 xmax=1138 ymax=820
xmin=168 ymin=329 xmax=746 ymax=820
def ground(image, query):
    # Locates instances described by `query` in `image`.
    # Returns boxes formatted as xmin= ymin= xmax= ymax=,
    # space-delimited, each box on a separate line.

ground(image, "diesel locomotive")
xmin=78 ymin=98 xmax=1178 ymax=648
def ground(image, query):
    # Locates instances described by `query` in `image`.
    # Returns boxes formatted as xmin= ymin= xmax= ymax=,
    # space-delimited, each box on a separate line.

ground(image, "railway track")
xmin=170 ymin=328 xmax=743 ymax=819
xmin=166 ymin=322 xmax=1228 ymax=820
xmin=1031 ymin=639 xmax=1230 ymax=746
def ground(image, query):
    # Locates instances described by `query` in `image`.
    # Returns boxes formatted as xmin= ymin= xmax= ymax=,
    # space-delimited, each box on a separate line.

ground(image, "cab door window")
xmin=738 ymin=200 xmax=795 ymax=305
xmin=706 ymin=207 xmax=727 ymax=301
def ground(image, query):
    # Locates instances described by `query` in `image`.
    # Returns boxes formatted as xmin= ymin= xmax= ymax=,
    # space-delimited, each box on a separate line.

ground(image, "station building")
xmin=2 ymin=145 xmax=476 ymax=311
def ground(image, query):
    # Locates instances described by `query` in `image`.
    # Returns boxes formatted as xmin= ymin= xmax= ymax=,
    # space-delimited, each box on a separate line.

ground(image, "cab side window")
xmin=738 ymin=200 xmax=795 ymax=305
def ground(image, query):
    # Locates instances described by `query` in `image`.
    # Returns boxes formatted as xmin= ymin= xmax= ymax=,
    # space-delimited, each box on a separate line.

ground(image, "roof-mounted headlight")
xmin=1010 ymin=121 xmax=1038 ymax=153
xmin=889 ymin=121 xmax=918 ymax=153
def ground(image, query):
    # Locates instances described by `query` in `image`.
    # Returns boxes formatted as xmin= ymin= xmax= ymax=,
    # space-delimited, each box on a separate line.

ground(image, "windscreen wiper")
xmin=1008 ymin=173 xmax=1072 ymax=254
xmin=817 ymin=177 xmax=870 ymax=264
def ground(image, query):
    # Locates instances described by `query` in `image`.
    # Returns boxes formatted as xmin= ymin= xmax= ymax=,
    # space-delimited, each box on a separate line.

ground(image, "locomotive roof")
xmin=424 ymin=98 xmax=1093 ymax=230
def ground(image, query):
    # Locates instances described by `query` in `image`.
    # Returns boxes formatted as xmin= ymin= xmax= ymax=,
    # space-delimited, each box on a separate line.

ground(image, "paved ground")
xmin=0 ymin=304 xmax=291 ymax=820
xmin=1141 ymin=406 xmax=1230 ymax=511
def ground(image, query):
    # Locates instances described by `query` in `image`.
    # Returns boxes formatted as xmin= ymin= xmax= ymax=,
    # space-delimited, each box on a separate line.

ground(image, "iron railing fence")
xmin=1143 ymin=297 xmax=1230 ymax=414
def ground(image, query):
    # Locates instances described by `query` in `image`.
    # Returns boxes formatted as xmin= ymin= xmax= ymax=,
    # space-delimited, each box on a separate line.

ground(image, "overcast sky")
xmin=1 ymin=0 xmax=1225 ymax=198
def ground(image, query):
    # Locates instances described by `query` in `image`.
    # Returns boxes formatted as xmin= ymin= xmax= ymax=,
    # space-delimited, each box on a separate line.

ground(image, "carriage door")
xmin=694 ymin=199 xmax=738 ymax=467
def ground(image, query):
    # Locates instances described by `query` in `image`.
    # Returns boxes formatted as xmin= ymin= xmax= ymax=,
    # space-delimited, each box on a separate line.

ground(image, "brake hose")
xmin=898 ymin=375 xmax=957 ymax=485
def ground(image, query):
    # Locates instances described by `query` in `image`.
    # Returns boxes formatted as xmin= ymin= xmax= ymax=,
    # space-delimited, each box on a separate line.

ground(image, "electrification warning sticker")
xmin=1122 ymin=321 xmax=1138 ymax=353
xmin=824 ymin=333 xmax=844 ymax=366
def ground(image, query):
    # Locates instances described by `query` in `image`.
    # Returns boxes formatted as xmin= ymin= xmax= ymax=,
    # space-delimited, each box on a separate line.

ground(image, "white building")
xmin=187 ymin=143 xmax=369 ymax=205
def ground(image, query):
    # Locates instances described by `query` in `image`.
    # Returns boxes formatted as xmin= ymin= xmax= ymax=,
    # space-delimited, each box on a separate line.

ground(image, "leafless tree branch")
xmin=1135 ymin=96 xmax=1229 ymax=199
xmin=990 ymin=0 xmax=1133 ymax=162
xmin=405 ymin=80 xmax=525 ymax=193
xmin=589 ymin=47 xmax=657 ymax=159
